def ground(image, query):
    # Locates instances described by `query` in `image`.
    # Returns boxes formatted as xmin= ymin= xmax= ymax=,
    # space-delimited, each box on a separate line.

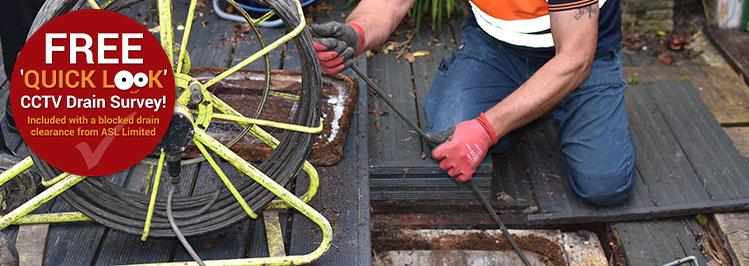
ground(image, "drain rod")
xmin=351 ymin=64 xmax=532 ymax=265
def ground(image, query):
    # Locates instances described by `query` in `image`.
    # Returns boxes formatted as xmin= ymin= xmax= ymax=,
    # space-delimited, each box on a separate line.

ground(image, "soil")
xmin=183 ymin=67 xmax=357 ymax=166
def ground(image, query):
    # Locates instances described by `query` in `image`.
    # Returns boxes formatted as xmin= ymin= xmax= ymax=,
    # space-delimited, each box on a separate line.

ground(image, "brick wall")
xmin=621 ymin=0 xmax=674 ymax=32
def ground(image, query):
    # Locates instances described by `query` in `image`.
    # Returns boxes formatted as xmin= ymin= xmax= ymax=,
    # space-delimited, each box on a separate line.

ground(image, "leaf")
xmin=412 ymin=50 xmax=430 ymax=57
xmin=627 ymin=75 xmax=640 ymax=85
xmin=403 ymin=53 xmax=416 ymax=63
xmin=234 ymin=23 xmax=251 ymax=33
xmin=695 ymin=214 xmax=709 ymax=225
xmin=381 ymin=41 xmax=398 ymax=54
xmin=658 ymin=53 xmax=674 ymax=65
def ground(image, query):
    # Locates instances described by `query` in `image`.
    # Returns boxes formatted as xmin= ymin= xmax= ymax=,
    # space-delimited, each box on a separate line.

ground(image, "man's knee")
xmin=566 ymin=157 xmax=636 ymax=206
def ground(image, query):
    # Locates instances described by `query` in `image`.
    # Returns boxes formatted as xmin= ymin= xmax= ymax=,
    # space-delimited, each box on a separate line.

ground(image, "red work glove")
xmin=432 ymin=113 xmax=499 ymax=182
xmin=310 ymin=21 xmax=366 ymax=75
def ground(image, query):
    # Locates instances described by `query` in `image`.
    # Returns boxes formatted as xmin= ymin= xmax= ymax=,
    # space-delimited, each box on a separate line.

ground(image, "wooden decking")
xmin=366 ymin=11 xmax=749 ymax=265
xmin=709 ymin=28 xmax=749 ymax=87
xmin=367 ymin=15 xmax=749 ymax=226
xmin=0 ymin=1 xmax=371 ymax=265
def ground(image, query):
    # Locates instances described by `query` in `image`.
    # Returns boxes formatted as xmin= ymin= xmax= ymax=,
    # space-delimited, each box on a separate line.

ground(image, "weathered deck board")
xmin=714 ymin=212 xmax=749 ymax=266
xmin=283 ymin=0 xmax=371 ymax=260
xmin=624 ymin=65 xmax=749 ymax=126
xmin=621 ymin=51 xmax=661 ymax=67
xmin=231 ymin=27 xmax=285 ymax=69
xmin=491 ymin=151 xmax=535 ymax=209
xmin=187 ymin=7 xmax=288 ymax=260
xmin=626 ymin=85 xmax=709 ymax=205
xmin=708 ymin=29 xmax=749 ymax=86
xmin=648 ymin=81 xmax=749 ymax=200
xmin=171 ymin=162 xmax=253 ymax=261
xmin=288 ymin=55 xmax=371 ymax=265
xmin=43 ymin=170 xmax=130 ymax=265
xmin=366 ymin=37 xmax=422 ymax=171
xmin=93 ymin=164 xmax=199 ymax=265
xmin=226 ymin=0 xmax=284 ymax=70
xmin=725 ymin=127 xmax=749 ymax=160
xmin=525 ymin=81 xmax=749 ymax=224
xmin=520 ymin=120 xmax=588 ymax=215
xmin=411 ymin=20 xmax=455 ymax=152
xmin=287 ymin=2 xmax=370 ymax=258
xmin=183 ymin=3 xmax=236 ymax=68
xmin=612 ymin=219 xmax=709 ymax=266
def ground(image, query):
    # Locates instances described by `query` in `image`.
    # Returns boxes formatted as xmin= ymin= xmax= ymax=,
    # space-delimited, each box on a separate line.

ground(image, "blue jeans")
xmin=424 ymin=17 xmax=636 ymax=206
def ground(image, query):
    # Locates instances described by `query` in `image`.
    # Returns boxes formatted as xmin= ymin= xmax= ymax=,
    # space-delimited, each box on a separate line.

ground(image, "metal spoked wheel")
xmin=26 ymin=0 xmax=321 ymax=237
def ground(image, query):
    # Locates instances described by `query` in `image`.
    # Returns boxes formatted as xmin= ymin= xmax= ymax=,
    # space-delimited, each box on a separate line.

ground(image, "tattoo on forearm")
xmin=574 ymin=5 xmax=597 ymax=20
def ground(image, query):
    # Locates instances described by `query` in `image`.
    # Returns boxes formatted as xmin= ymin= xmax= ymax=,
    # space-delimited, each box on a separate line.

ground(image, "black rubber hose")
xmin=27 ymin=0 xmax=321 ymax=237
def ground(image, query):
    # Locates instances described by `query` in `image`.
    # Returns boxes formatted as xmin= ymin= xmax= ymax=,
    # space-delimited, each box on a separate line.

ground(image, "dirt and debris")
xmin=658 ymin=52 xmax=675 ymax=65
xmin=622 ymin=0 xmax=708 ymax=66
xmin=692 ymin=215 xmax=734 ymax=266
xmin=233 ymin=22 xmax=251 ymax=33
xmin=372 ymin=229 xmax=610 ymax=266
xmin=496 ymin=192 xmax=515 ymax=202
xmin=196 ymin=0 xmax=207 ymax=9
xmin=600 ymin=224 xmax=627 ymax=266
xmin=369 ymin=109 xmax=388 ymax=130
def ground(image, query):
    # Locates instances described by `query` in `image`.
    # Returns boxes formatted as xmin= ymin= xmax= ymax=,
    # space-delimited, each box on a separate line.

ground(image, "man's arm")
xmin=346 ymin=0 xmax=416 ymax=51
xmin=485 ymin=5 xmax=599 ymax=137
xmin=432 ymin=4 xmax=599 ymax=182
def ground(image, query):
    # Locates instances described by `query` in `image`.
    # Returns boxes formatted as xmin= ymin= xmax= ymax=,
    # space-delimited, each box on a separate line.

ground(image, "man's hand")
xmin=311 ymin=22 xmax=365 ymax=75
xmin=432 ymin=113 xmax=499 ymax=182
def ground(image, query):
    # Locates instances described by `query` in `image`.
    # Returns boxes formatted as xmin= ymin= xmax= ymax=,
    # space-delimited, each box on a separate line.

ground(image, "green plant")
xmin=410 ymin=0 xmax=460 ymax=30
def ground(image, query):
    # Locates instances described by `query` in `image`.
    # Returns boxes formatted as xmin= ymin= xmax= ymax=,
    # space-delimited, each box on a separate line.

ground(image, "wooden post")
xmin=717 ymin=0 xmax=746 ymax=29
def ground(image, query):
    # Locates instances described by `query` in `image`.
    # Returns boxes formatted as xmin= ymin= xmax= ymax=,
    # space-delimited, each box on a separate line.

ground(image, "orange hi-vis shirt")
xmin=469 ymin=0 xmax=618 ymax=54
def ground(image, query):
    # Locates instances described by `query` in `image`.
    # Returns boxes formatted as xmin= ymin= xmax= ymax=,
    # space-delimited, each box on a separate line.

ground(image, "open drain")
xmin=373 ymin=229 xmax=608 ymax=266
